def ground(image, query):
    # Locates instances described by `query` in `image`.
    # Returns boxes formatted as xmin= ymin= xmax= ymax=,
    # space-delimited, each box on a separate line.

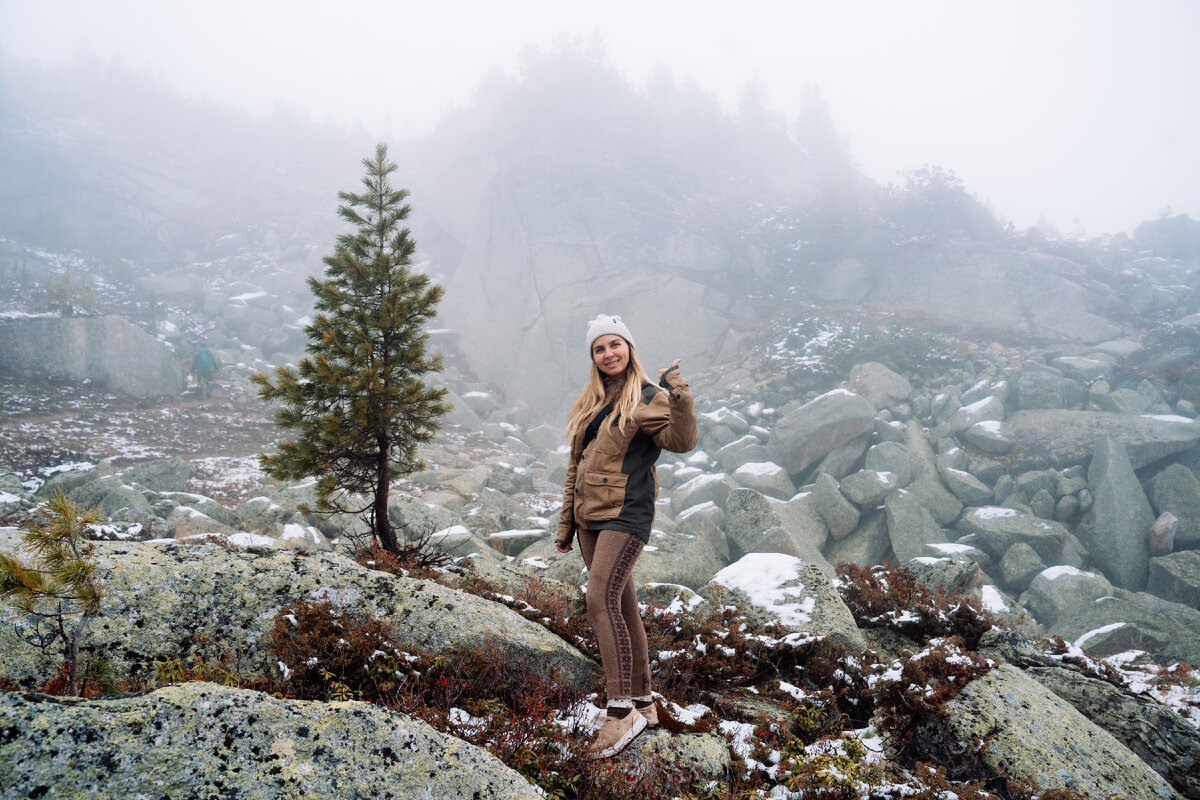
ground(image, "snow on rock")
xmin=227 ymin=532 xmax=277 ymax=547
xmin=1042 ymin=565 xmax=1095 ymax=581
xmin=980 ymin=585 xmax=1009 ymax=613
xmin=711 ymin=553 xmax=815 ymax=627
xmin=734 ymin=461 xmax=784 ymax=477
xmin=1074 ymin=622 xmax=1127 ymax=649
xmin=974 ymin=506 xmax=1019 ymax=519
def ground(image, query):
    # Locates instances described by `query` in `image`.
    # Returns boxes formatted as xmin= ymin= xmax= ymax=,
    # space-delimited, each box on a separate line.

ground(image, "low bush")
xmin=837 ymin=562 xmax=1003 ymax=649
xmin=872 ymin=636 xmax=993 ymax=775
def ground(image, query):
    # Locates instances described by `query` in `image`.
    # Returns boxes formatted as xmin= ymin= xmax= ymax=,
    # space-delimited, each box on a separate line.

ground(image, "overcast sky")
xmin=2 ymin=0 xmax=1197 ymax=236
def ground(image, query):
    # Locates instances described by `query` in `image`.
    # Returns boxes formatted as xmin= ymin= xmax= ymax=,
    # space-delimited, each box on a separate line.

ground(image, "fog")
xmin=2 ymin=0 xmax=1197 ymax=236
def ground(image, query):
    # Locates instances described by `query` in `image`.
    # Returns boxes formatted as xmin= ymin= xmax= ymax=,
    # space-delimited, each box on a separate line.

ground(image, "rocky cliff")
xmin=0 ymin=315 xmax=183 ymax=396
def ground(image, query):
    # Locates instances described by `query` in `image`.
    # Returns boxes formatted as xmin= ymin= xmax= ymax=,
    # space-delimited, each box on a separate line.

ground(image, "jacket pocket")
xmin=576 ymin=471 xmax=628 ymax=522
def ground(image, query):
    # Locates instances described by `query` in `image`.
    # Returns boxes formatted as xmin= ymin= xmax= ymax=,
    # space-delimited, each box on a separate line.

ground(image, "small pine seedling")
xmin=0 ymin=488 xmax=106 ymax=696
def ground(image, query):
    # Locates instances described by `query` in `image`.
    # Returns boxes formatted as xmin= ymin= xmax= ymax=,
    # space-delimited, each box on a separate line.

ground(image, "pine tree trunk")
xmin=375 ymin=436 xmax=398 ymax=553
xmin=68 ymin=613 xmax=88 ymax=697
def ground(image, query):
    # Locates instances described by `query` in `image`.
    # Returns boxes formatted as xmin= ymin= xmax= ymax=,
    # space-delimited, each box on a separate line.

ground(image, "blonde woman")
xmin=555 ymin=314 xmax=697 ymax=758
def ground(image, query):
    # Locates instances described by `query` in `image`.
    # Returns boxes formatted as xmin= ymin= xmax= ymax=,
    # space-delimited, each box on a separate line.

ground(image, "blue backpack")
xmin=195 ymin=347 xmax=216 ymax=373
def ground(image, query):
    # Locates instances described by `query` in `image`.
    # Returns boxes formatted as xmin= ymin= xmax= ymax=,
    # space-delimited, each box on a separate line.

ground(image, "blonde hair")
xmin=567 ymin=343 xmax=653 ymax=441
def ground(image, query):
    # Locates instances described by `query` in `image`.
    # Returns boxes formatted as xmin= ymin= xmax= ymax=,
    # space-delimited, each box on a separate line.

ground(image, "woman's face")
xmin=592 ymin=334 xmax=630 ymax=378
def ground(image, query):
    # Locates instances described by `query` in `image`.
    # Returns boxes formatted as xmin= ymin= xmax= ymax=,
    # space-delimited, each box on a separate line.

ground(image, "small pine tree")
xmin=252 ymin=143 xmax=448 ymax=553
xmin=0 ymin=489 xmax=106 ymax=697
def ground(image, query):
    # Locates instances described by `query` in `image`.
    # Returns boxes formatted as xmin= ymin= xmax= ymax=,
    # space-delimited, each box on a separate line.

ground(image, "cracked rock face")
xmin=0 ymin=682 xmax=543 ymax=799
xmin=0 ymin=316 xmax=184 ymax=397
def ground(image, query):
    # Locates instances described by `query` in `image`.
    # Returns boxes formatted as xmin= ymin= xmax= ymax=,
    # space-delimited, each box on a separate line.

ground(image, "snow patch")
xmin=973 ymin=506 xmax=1018 ymax=519
xmin=980 ymin=585 xmax=1008 ymax=613
xmin=734 ymin=461 xmax=783 ymax=477
xmin=1041 ymin=565 xmax=1095 ymax=581
xmin=226 ymin=532 xmax=276 ymax=547
xmin=1074 ymin=622 xmax=1126 ymax=649
xmin=711 ymin=553 xmax=816 ymax=626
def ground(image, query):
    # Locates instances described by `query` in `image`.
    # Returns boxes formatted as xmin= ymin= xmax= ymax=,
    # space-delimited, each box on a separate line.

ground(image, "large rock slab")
xmin=731 ymin=461 xmax=796 ymax=500
xmin=902 ymin=424 xmax=963 ymax=525
xmin=0 ymin=315 xmax=184 ymax=396
xmin=823 ymin=511 xmax=892 ymax=568
xmin=838 ymin=469 xmax=898 ymax=506
xmin=811 ymin=472 xmax=859 ymax=539
xmin=634 ymin=528 xmax=729 ymax=591
xmin=1028 ymin=667 xmax=1200 ymax=799
xmin=1018 ymin=566 xmax=1115 ymax=628
xmin=671 ymin=472 xmax=736 ymax=514
xmin=1147 ymin=550 xmax=1200 ymax=610
xmin=931 ymin=394 xmax=1005 ymax=440
xmin=723 ymin=489 xmax=834 ymax=577
xmin=625 ymin=729 xmax=732 ymax=789
xmin=930 ymin=664 xmax=1177 ymax=800
xmin=709 ymin=553 xmax=866 ymax=650
xmin=1004 ymin=409 xmax=1200 ymax=471
xmin=810 ymin=243 xmax=1121 ymax=344
xmin=431 ymin=133 xmax=749 ymax=421
xmin=938 ymin=467 xmax=995 ymax=506
xmin=956 ymin=506 xmax=1076 ymax=565
xmin=884 ymin=489 xmax=950 ymax=564
xmin=1078 ymin=438 xmax=1153 ymax=591
xmin=0 ymin=682 xmax=542 ymax=799
xmin=1148 ymin=464 xmax=1200 ymax=550
xmin=846 ymin=362 xmax=913 ymax=410
xmin=1050 ymin=590 xmax=1200 ymax=665
xmin=769 ymin=390 xmax=876 ymax=476
xmin=122 ymin=457 xmax=195 ymax=493
xmin=978 ymin=629 xmax=1200 ymax=800
xmin=0 ymin=535 xmax=596 ymax=689
xmin=1011 ymin=361 xmax=1070 ymax=410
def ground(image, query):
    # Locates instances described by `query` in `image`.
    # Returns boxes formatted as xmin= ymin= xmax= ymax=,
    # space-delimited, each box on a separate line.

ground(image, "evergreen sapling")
xmin=0 ymin=488 xmax=106 ymax=697
xmin=252 ymin=143 xmax=448 ymax=553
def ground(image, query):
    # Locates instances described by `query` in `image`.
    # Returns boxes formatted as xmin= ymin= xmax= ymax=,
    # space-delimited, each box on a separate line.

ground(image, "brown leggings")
xmin=578 ymin=528 xmax=650 ymax=700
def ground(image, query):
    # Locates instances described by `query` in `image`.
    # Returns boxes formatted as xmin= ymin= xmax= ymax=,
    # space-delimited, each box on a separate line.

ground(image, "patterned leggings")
xmin=578 ymin=528 xmax=650 ymax=700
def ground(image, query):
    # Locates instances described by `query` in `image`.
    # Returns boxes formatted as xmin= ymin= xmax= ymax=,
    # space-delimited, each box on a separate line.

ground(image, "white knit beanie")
xmin=585 ymin=313 xmax=635 ymax=351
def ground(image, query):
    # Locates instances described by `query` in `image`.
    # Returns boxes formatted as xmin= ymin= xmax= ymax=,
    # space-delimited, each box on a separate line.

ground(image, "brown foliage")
xmin=838 ymin=561 xmax=1004 ymax=649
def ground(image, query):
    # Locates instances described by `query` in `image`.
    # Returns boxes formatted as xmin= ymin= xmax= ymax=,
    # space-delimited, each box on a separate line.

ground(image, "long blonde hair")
xmin=567 ymin=343 xmax=653 ymax=441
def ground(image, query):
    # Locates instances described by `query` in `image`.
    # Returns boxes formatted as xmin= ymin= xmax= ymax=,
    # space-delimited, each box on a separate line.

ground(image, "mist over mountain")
xmin=2 ymin=43 xmax=1067 ymax=416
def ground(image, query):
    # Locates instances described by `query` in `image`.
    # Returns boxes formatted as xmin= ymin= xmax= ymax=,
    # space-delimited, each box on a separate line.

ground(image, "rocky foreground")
xmin=4 ymin=336 xmax=1200 ymax=797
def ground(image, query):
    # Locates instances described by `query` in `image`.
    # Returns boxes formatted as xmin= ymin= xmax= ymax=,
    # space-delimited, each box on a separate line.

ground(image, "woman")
xmin=555 ymin=313 xmax=697 ymax=758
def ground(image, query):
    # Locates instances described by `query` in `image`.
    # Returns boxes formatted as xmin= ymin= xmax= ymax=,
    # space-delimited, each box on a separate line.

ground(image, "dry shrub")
xmin=641 ymin=593 xmax=872 ymax=705
xmin=778 ymin=734 xmax=885 ymax=798
xmin=446 ymin=571 xmax=598 ymax=660
xmin=837 ymin=562 xmax=1002 ymax=649
xmin=1042 ymin=635 xmax=1129 ymax=688
xmin=576 ymin=755 xmax=709 ymax=800
xmin=515 ymin=575 xmax=596 ymax=657
xmin=39 ymin=657 xmax=117 ymax=698
xmin=872 ymin=636 xmax=993 ymax=775
xmin=354 ymin=539 xmax=445 ymax=580
xmin=783 ymin=689 xmax=845 ymax=746
xmin=264 ymin=597 xmax=596 ymax=793
xmin=268 ymin=597 xmax=412 ymax=702
xmin=1145 ymin=659 xmax=1200 ymax=689
xmin=152 ymin=633 xmax=270 ymax=693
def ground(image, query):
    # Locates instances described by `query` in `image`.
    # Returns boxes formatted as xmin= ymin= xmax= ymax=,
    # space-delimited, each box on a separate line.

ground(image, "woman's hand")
xmin=555 ymin=541 xmax=573 ymax=554
xmin=658 ymin=359 xmax=682 ymax=387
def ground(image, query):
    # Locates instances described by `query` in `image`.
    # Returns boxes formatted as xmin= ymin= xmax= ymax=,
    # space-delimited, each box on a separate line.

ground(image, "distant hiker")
xmin=555 ymin=314 xmax=697 ymax=759
xmin=190 ymin=346 xmax=221 ymax=399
